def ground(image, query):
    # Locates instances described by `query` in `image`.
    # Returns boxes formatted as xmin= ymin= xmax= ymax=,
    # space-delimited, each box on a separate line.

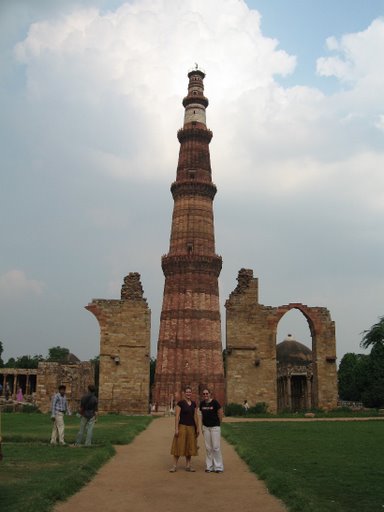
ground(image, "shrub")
xmin=224 ymin=403 xmax=245 ymax=416
xmin=21 ymin=404 xmax=41 ymax=413
xmin=248 ymin=402 xmax=268 ymax=414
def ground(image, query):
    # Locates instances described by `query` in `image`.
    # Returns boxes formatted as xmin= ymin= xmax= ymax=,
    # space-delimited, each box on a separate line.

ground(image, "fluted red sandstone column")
xmin=154 ymin=68 xmax=225 ymax=408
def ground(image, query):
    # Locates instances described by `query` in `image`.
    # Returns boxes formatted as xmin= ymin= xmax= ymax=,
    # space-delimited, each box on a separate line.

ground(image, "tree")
xmin=5 ymin=357 xmax=15 ymax=368
xmin=150 ymin=357 xmax=156 ymax=389
xmin=90 ymin=355 xmax=100 ymax=391
xmin=14 ymin=354 xmax=43 ymax=369
xmin=0 ymin=340 xmax=4 ymax=367
xmin=361 ymin=315 xmax=384 ymax=349
xmin=361 ymin=343 xmax=384 ymax=408
xmin=338 ymin=352 xmax=368 ymax=401
xmin=47 ymin=346 xmax=70 ymax=363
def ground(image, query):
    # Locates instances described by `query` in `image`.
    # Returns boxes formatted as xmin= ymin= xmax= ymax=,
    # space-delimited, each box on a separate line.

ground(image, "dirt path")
xmin=54 ymin=416 xmax=286 ymax=512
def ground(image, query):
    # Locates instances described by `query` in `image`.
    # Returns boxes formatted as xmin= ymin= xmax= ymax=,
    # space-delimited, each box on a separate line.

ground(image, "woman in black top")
xmin=199 ymin=388 xmax=224 ymax=473
xmin=170 ymin=386 xmax=199 ymax=472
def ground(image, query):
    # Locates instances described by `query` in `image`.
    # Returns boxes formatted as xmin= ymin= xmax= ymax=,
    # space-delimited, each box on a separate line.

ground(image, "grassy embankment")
xmin=0 ymin=413 xmax=152 ymax=512
xmin=222 ymin=419 xmax=384 ymax=512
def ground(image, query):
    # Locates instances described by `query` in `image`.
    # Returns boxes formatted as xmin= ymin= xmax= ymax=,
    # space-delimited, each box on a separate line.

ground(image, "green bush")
xmin=21 ymin=404 xmax=41 ymax=413
xmin=0 ymin=403 xmax=40 ymax=413
xmin=224 ymin=403 xmax=245 ymax=416
xmin=248 ymin=402 xmax=268 ymax=414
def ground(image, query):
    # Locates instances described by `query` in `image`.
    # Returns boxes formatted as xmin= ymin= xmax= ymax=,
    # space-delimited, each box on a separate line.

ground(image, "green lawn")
xmin=2 ymin=413 xmax=383 ymax=512
xmin=0 ymin=413 xmax=152 ymax=512
xmin=222 ymin=420 xmax=384 ymax=512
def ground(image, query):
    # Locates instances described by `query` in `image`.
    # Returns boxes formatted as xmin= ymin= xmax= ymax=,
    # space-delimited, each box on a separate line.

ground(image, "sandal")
xmin=169 ymin=466 xmax=177 ymax=473
xmin=186 ymin=467 xmax=195 ymax=472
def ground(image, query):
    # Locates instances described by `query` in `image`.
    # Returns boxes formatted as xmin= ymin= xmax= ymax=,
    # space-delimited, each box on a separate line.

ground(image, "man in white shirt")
xmin=50 ymin=384 xmax=71 ymax=445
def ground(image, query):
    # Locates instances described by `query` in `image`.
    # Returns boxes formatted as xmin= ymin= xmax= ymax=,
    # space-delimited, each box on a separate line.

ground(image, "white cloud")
xmin=2 ymin=1 xmax=384 ymax=361
xmin=317 ymin=18 xmax=384 ymax=85
xmin=10 ymin=3 xmax=384 ymax=205
xmin=375 ymin=114 xmax=384 ymax=132
xmin=0 ymin=270 xmax=45 ymax=299
xmin=12 ymin=0 xmax=296 ymax=181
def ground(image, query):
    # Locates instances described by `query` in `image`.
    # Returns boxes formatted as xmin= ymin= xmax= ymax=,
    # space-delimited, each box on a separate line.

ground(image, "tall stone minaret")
xmin=154 ymin=67 xmax=225 ymax=408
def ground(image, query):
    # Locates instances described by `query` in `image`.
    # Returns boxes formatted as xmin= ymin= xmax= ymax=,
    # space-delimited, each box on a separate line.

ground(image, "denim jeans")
xmin=75 ymin=415 xmax=96 ymax=446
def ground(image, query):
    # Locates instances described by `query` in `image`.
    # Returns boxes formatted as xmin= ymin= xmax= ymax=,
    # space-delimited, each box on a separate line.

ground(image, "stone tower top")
xmin=182 ymin=64 xmax=209 ymax=127
xmin=120 ymin=272 xmax=147 ymax=302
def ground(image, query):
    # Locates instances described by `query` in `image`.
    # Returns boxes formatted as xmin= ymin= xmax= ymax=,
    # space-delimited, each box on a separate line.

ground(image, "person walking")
xmin=169 ymin=386 xmax=199 ymax=472
xmin=199 ymin=388 xmax=224 ymax=473
xmin=74 ymin=384 xmax=98 ymax=446
xmin=50 ymin=384 xmax=71 ymax=445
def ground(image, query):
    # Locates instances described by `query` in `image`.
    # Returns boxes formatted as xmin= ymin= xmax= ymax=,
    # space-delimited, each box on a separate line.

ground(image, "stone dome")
xmin=276 ymin=334 xmax=312 ymax=366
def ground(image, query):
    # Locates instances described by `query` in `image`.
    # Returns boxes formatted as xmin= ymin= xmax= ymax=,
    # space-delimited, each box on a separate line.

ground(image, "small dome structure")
xmin=67 ymin=353 xmax=81 ymax=364
xmin=276 ymin=334 xmax=312 ymax=366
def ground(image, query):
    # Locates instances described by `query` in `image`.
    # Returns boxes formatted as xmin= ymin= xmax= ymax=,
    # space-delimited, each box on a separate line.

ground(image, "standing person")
xmin=243 ymin=399 xmax=250 ymax=413
xmin=16 ymin=387 xmax=23 ymax=401
xmin=5 ymin=383 xmax=11 ymax=400
xmin=200 ymin=388 xmax=224 ymax=473
xmin=74 ymin=384 xmax=98 ymax=446
xmin=170 ymin=386 xmax=199 ymax=472
xmin=50 ymin=384 xmax=71 ymax=445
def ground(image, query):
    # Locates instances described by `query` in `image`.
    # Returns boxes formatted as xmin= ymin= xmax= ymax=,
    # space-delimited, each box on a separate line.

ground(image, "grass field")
xmin=0 ymin=413 xmax=152 ymax=512
xmin=2 ymin=413 xmax=384 ymax=512
xmin=222 ymin=420 xmax=384 ymax=512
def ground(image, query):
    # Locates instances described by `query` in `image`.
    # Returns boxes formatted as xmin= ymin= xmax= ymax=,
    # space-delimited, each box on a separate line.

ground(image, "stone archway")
xmin=276 ymin=333 xmax=313 ymax=412
xmin=272 ymin=304 xmax=337 ymax=410
xmin=225 ymin=269 xmax=337 ymax=413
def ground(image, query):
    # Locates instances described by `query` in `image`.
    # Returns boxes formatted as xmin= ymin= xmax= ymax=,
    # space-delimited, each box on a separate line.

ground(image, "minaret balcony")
xmin=177 ymin=126 xmax=213 ymax=143
xmin=171 ymin=180 xmax=217 ymax=200
xmin=161 ymin=254 xmax=222 ymax=277
xmin=183 ymin=96 xmax=209 ymax=108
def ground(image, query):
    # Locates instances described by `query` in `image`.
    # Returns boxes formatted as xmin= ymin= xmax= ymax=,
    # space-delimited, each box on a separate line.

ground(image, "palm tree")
xmin=361 ymin=316 xmax=384 ymax=349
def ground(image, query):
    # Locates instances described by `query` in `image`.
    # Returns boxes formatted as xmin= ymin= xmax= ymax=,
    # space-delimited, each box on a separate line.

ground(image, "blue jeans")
xmin=75 ymin=415 xmax=96 ymax=446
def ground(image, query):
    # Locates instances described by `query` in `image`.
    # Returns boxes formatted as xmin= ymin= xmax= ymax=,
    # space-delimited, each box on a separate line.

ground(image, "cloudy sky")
xmin=1 ymin=0 xmax=383 ymax=364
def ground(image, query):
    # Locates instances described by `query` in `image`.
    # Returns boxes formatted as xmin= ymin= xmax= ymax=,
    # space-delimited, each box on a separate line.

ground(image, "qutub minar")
xmin=80 ymin=66 xmax=337 ymax=416
xmin=153 ymin=66 xmax=226 ymax=408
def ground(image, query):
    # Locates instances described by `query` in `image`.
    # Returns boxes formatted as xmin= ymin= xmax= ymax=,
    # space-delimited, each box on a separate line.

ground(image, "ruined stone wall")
xmin=86 ymin=273 xmax=150 ymax=414
xmin=36 ymin=361 xmax=95 ymax=413
xmin=225 ymin=269 xmax=337 ymax=413
xmin=225 ymin=269 xmax=278 ymax=411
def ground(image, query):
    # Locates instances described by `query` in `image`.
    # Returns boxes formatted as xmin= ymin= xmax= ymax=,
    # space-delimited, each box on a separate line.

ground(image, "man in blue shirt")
xmin=50 ymin=384 xmax=71 ymax=445
xmin=74 ymin=384 xmax=98 ymax=446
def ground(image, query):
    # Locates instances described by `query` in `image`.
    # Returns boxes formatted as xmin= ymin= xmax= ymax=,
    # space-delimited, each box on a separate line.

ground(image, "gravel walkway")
xmin=54 ymin=416 xmax=286 ymax=512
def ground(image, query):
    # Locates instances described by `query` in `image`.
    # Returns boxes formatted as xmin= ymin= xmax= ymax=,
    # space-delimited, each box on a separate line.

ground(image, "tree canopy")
xmin=3 ymin=354 xmax=44 ymax=368
xmin=46 ymin=346 xmax=70 ymax=363
xmin=0 ymin=340 xmax=4 ymax=367
xmin=361 ymin=315 xmax=384 ymax=349
xmin=339 ymin=316 xmax=384 ymax=408
xmin=0 ymin=343 xmax=72 ymax=367
xmin=338 ymin=352 xmax=368 ymax=402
